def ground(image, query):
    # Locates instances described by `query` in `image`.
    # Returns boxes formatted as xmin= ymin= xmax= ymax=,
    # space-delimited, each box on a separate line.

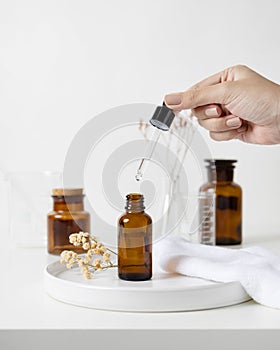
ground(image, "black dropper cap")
xmin=149 ymin=101 xmax=175 ymax=131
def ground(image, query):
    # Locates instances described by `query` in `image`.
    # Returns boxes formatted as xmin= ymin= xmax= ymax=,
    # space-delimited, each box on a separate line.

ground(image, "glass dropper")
xmin=135 ymin=128 xmax=162 ymax=181
xmin=135 ymin=102 xmax=175 ymax=182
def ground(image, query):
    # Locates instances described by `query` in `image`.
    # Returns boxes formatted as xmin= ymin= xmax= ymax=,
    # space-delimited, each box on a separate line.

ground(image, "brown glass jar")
xmin=47 ymin=188 xmax=90 ymax=254
xmin=118 ymin=193 xmax=152 ymax=281
xmin=199 ymin=160 xmax=242 ymax=245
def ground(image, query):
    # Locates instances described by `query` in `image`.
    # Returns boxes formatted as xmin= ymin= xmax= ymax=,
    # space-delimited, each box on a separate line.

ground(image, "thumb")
xmin=164 ymin=82 xmax=233 ymax=111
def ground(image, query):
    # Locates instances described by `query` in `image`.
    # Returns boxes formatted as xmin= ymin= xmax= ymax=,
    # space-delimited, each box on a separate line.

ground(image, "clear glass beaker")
xmin=8 ymin=171 xmax=62 ymax=247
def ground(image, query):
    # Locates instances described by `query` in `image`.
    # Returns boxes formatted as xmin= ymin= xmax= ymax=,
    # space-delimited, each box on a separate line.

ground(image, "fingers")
xmin=193 ymin=103 xmax=245 ymax=141
xmin=164 ymin=81 xmax=233 ymax=111
xmin=210 ymin=125 xmax=247 ymax=141
xmin=192 ymin=104 xmax=223 ymax=119
xmin=199 ymin=114 xmax=242 ymax=132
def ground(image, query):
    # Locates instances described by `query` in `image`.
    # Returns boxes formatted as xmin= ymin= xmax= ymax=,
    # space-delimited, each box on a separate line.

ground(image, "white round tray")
xmin=44 ymin=261 xmax=251 ymax=312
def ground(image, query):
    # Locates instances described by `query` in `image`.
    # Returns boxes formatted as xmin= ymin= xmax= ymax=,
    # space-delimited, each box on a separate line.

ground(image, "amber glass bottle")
xmin=47 ymin=188 xmax=90 ymax=254
xmin=199 ymin=160 xmax=242 ymax=245
xmin=118 ymin=193 xmax=152 ymax=281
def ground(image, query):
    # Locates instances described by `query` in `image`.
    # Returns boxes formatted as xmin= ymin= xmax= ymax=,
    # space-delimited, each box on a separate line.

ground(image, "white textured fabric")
xmin=154 ymin=235 xmax=280 ymax=309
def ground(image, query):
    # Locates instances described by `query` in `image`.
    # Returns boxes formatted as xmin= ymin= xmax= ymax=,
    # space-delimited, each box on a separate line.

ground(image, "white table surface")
xmin=2 ymin=232 xmax=280 ymax=331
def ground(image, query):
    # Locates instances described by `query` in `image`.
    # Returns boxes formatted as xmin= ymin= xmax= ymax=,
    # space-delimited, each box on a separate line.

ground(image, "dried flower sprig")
xmin=60 ymin=232 xmax=118 ymax=279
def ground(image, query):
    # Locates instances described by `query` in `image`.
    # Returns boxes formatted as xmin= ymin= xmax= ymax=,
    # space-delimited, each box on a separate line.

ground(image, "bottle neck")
xmin=125 ymin=193 xmax=145 ymax=213
xmin=207 ymin=168 xmax=234 ymax=182
xmin=52 ymin=195 xmax=84 ymax=212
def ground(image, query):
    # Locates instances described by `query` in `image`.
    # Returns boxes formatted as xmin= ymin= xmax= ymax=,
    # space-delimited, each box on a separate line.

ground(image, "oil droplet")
xmin=135 ymin=171 xmax=142 ymax=182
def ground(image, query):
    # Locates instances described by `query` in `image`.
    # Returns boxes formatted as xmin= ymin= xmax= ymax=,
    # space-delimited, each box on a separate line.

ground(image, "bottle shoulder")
xmin=200 ymin=181 xmax=242 ymax=191
xmin=118 ymin=211 xmax=152 ymax=225
xmin=48 ymin=210 xmax=90 ymax=219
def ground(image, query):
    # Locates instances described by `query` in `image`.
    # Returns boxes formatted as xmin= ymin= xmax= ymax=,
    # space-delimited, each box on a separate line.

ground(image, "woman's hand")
xmin=164 ymin=65 xmax=280 ymax=144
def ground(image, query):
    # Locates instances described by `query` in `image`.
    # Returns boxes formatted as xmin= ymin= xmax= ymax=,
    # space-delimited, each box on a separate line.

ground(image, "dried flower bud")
xmin=83 ymin=242 xmax=90 ymax=250
xmin=84 ymin=272 xmax=92 ymax=279
xmin=82 ymin=265 xmax=89 ymax=273
xmin=93 ymin=258 xmax=102 ymax=269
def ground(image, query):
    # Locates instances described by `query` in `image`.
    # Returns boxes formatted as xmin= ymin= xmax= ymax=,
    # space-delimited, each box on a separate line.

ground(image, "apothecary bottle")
xmin=199 ymin=160 xmax=242 ymax=245
xmin=47 ymin=188 xmax=90 ymax=254
xmin=118 ymin=193 xmax=152 ymax=281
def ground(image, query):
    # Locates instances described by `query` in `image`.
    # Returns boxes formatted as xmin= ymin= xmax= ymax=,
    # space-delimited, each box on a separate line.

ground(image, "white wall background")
xmin=0 ymin=0 xmax=280 ymax=238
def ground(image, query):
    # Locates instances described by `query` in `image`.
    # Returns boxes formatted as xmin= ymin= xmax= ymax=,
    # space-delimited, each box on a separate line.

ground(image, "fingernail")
xmin=205 ymin=107 xmax=218 ymax=117
xmin=165 ymin=93 xmax=182 ymax=106
xmin=226 ymin=117 xmax=241 ymax=128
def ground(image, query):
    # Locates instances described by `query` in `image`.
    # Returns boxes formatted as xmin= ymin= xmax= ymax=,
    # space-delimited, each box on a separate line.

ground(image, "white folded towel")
xmin=154 ymin=235 xmax=280 ymax=309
